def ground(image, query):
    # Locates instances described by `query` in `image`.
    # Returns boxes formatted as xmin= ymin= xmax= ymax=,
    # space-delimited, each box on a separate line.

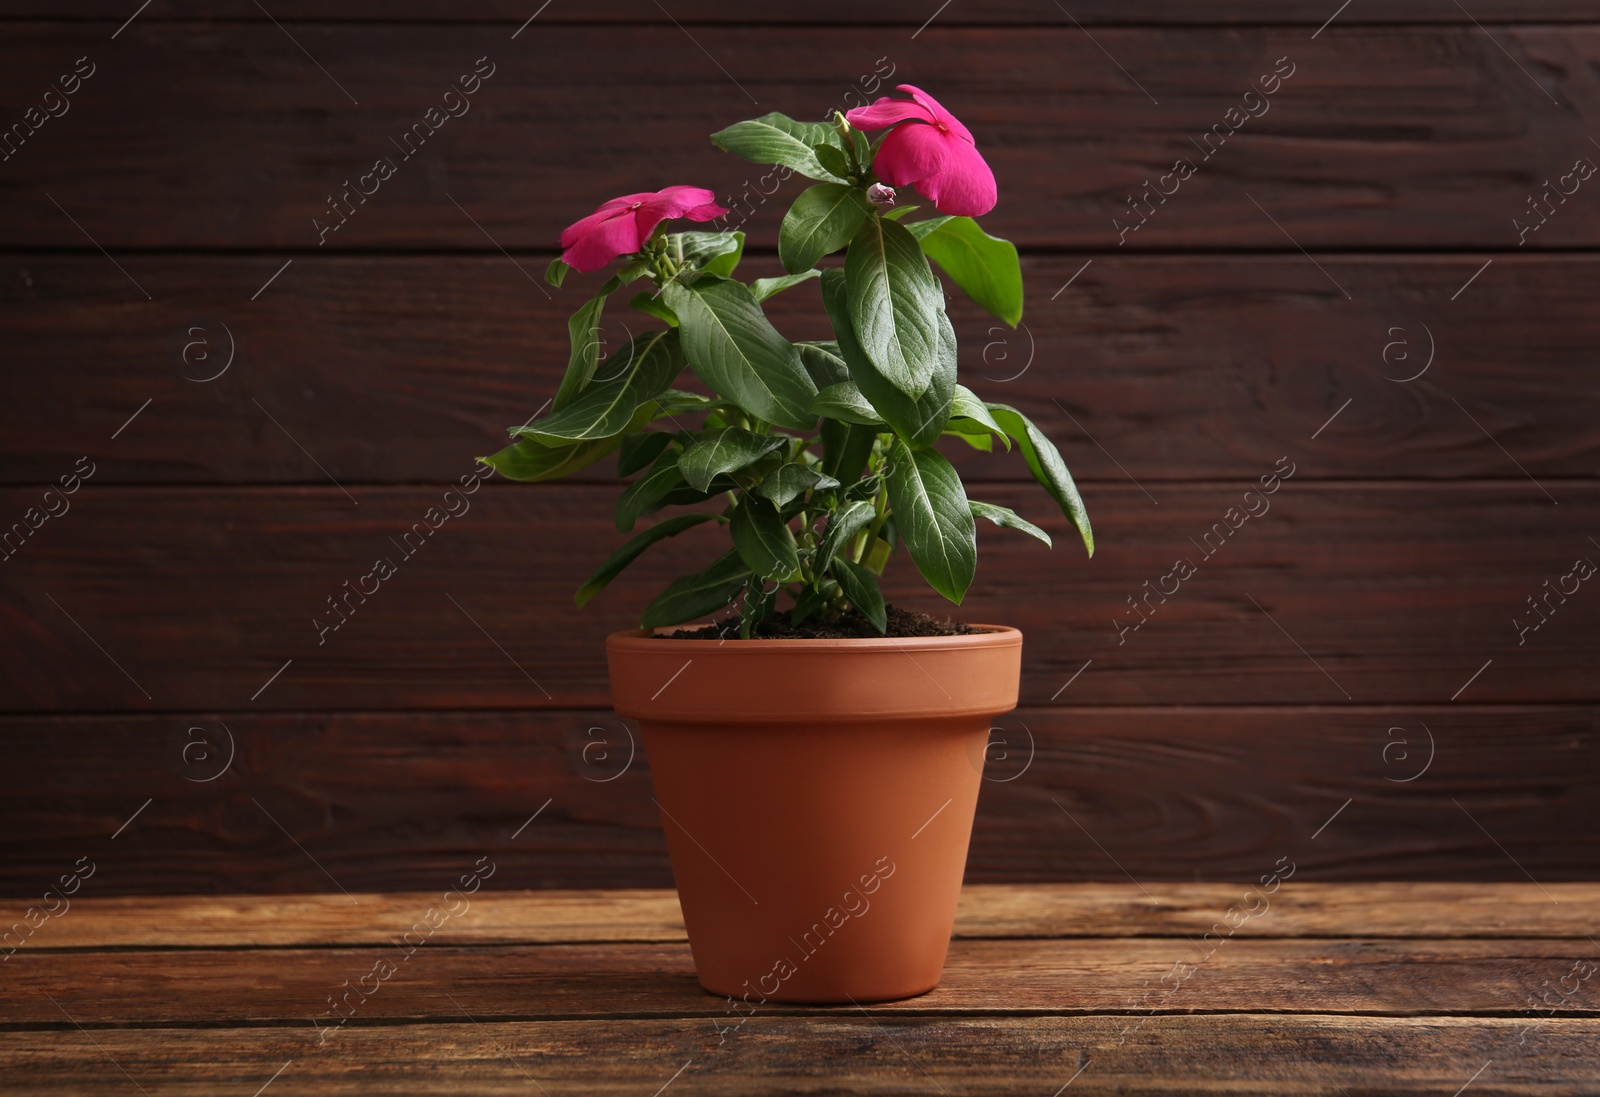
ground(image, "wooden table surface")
xmin=3 ymin=883 xmax=1598 ymax=1094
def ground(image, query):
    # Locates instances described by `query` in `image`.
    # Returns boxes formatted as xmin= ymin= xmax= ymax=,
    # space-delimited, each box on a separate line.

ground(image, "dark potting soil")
xmin=658 ymin=604 xmax=981 ymax=640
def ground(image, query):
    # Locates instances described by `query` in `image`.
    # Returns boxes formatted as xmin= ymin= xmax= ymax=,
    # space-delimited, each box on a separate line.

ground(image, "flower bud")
xmin=867 ymin=183 xmax=897 ymax=208
xmin=833 ymin=110 xmax=852 ymax=141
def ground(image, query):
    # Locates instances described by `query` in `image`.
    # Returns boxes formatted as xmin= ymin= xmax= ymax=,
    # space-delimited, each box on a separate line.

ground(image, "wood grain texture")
xmin=2 ymin=1016 xmax=1597 ymax=1094
xmin=2 ymin=24 xmax=1597 ymax=249
xmin=1 ymin=483 xmax=1595 ymax=713
xmin=4 ymin=253 xmax=1595 ymax=485
xmin=3 ymin=885 xmax=1595 ymax=1090
xmin=0 ymin=707 xmax=1592 ymax=895
xmin=15 ymin=883 xmax=1600 ymax=949
xmin=3 ymin=3 xmax=1597 ymax=24
xmin=8 ymin=937 xmax=1600 ymax=1026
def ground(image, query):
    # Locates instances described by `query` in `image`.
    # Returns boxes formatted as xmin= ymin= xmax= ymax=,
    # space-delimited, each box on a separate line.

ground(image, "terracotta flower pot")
xmin=606 ymin=624 xmax=1022 ymax=1004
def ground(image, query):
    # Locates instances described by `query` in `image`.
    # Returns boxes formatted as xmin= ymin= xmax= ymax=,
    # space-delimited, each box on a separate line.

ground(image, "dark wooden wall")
xmin=2 ymin=3 xmax=1596 ymax=897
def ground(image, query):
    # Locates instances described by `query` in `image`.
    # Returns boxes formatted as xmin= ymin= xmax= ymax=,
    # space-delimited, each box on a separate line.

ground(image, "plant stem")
xmin=857 ymin=479 xmax=891 ymax=571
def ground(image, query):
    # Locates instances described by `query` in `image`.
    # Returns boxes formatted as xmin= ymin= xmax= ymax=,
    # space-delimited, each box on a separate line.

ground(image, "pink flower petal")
xmin=559 ymin=193 xmax=651 ymax=249
xmin=560 ymin=207 xmax=644 ymax=272
xmin=916 ymin=135 xmax=996 ymax=216
xmin=647 ymin=185 xmax=724 ymax=216
xmin=560 ymin=206 xmax=625 ymax=250
xmin=902 ymin=85 xmax=972 ymax=146
xmin=600 ymin=191 xmax=660 ymax=210
xmin=680 ymin=200 xmax=728 ymax=222
xmin=557 ymin=186 xmax=731 ymax=273
xmin=636 ymin=186 xmax=727 ymax=238
xmin=872 ymin=122 xmax=953 ymax=189
xmin=897 ymin=83 xmax=975 ymax=144
xmin=844 ymin=94 xmax=933 ymax=131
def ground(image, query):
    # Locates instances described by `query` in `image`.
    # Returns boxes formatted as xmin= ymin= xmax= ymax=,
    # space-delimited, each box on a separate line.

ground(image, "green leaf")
xmin=616 ymin=258 xmax=652 ymax=284
xmin=653 ymin=389 xmax=723 ymax=416
xmin=790 ymin=580 xmax=836 ymax=627
xmin=577 ymin=513 xmax=718 ymax=608
xmin=907 ymin=216 xmax=1024 ymax=327
xmin=779 ymin=184 xmax=872 ymax=275
xmin=815 ymin=498 xmax=875 ymax=576
xmin=884 ymin=439 xmax=977 ymax=604
xmin=616 ymin=450 xmax=687 ymax=532
xmin=710 ymin=112 xmax=845 ymax=183
xmin=950 ymin=384 xmax=1010 ymax=449
xmin=480 ymin=434 xmax=620 ymax=483
xmin=986 ymin=403 xmax=1094 ymax=556
xmin=845 ymin=216 xmax=947 ymax=399
xmin=830 ymin=556 xmax=887 ymax=633
xmin=641 ymin=550 xmax=752 ymax=629
xmin=615 ymin=447 xmax=743 ymax=531
xmin=821 ymin=268 xmax=952 ymax=448
xmin=796 ymin=341 xmax=850 ymax=388
xmin=730 ymin=494 xmax=801 ymax=581
xmin=659 ymin=477 xmax=739 ymax=511
xmin=751 ymin=269 xmax=822 ymax=303
xmin=821 ymin=419 xmax=878 ymax=484
xmin=618 ymin=430 xmax=675 ymax=477
xmin=665 ymin=279 xmax=818 ymax=431
xmin=554 ymin=292 xmax=609 ymax=410
xmin=679 ymin=427 xmax=786 ymax=492
xmin=848 ymin=126 xmax=872 ymax=172
xmin=756 ymin=463 xmax=840 ymax=507
xmin=484 ymin=401 xmax=654 ymax=483
xmin=946 ymin=429 xmax=994 ymax=451
xmin=545 ymin=258 xmax=570 ymax=288
xmin=970 ymin=500 xmax=1052 ymax=547
xmin=629 ymin=292 xmax=679 ymax=326
xmin=812 ymin=142 xmax=853 ymax=183
xmin=672 ymin=230 xmax=744 ymax=278
xmin=515 ymin=329 xmax=683 ymax=444
xmin=882 ymin=204 xmax=921 ymax=221
xmin=845 ymin=467 xmax=888 ymax=501
xmin=810 ymin=382 xmax=885 ymax=426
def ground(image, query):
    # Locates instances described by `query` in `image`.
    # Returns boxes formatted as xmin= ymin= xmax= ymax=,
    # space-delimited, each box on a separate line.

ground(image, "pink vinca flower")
xmin=559 ymin=186 xmax=728 ymax=273
xmin=845 ymin=85 xmax=997 ymax=217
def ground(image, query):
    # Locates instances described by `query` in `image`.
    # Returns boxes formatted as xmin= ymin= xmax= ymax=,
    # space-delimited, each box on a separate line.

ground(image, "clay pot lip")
xmin=607 ymin=623 xmax=1022 ymax=653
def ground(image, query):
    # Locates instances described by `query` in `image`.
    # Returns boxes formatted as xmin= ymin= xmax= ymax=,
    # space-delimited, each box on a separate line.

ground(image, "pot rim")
xmin=606 ymin=623 xmax=1022 ymax=721
xmin=606 ymin=622 xmax=1021 ymax=653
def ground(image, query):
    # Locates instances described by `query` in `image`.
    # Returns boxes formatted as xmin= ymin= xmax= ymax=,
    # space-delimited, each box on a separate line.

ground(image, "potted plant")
xmin=484 ymin=85 xmax=1093 ymax=1004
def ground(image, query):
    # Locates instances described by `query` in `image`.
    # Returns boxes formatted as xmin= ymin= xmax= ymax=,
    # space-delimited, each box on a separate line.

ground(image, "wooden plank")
xmin=1 ymin=1017 xmax=1595 ymax=1094
xmin=3 ymin=3 xmax=1598 ymax=24
xmin=3 ymin=25 xmax=1598 ymax=249
xmin=14 ymin=884 xmax=1600 ymax=950
xmin=8 ymin=888 xmax=695 ymax=949
xmin=5 ymin=253 xmax=1596 ymax=485
xmin=1 ymin=484 xmax=1596 ymax=713
xmin=0 ymin=707 xmax=1593 ymax=896
xmin=952 ymin=883 xmax=1600 ymax=942
xmin=5 ymin=937 xmax=1599 ymax=1026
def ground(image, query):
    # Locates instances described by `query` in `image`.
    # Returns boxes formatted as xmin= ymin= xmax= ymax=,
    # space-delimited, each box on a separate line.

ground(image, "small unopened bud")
xmin=833 ymin=110 xmax=852 ymax=140
xmin=867 ymin=183 xmax=897 ymax=208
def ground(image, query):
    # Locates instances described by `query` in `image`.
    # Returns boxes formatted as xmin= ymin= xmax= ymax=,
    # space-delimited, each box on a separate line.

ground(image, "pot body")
xmin=607 ymin=625 xmax=1021 ymax=1003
